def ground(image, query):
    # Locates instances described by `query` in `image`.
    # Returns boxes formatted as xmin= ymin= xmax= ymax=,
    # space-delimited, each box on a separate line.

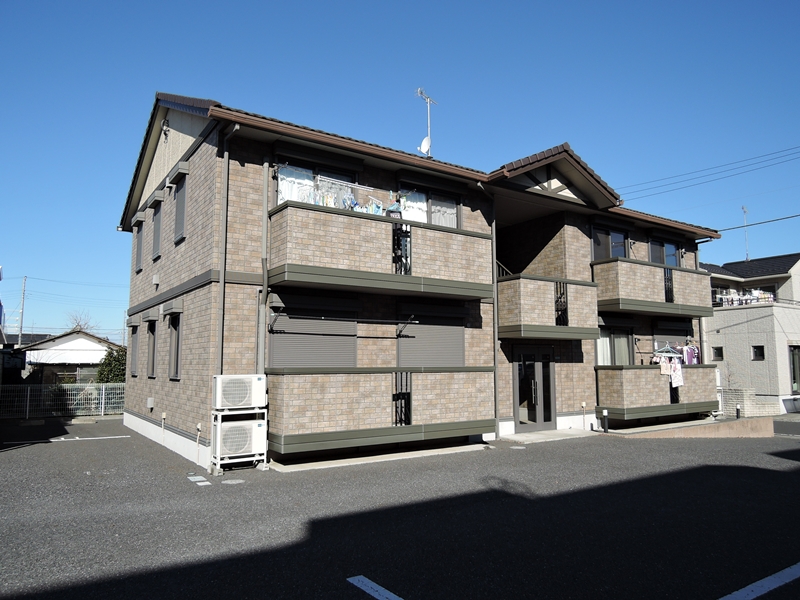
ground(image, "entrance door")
xmin=514 ymin=347 xmax=556 ymax=432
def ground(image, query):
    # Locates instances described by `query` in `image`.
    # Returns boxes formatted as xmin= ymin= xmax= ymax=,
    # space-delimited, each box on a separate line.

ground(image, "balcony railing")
xmin=497 ymin=272 xmax=598 ymax=338
xmin=593 ymin=258 xmax=711 ymax=315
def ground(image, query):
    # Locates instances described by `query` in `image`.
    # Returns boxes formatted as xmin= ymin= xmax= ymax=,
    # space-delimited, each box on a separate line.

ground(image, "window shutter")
xmin=174 ymin=178 xmax=186 ymax=242
xmin=398 ymin=317 xmax=465 ymax=368
xmin=270 ymin=310 xmax=356 ymax=368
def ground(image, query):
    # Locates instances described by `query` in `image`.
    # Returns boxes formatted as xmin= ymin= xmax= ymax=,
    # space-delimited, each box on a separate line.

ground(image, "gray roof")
xmin=701 ymin=252 xmax=800 ymax=279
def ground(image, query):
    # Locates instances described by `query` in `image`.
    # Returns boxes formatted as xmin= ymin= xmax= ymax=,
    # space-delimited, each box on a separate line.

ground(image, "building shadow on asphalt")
xmin=0 ymin=419 xmax=70 ymax=453
xmin=10 ymin=445 xmax=800 ymax=600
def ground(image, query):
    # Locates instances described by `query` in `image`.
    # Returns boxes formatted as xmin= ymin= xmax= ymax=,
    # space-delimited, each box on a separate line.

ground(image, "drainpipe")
xmin=216 ymin=123 xmax=240 ymax=376
xmin=256 ymin=157 xmax=270 ymax=373
xmin=478 ymin=182 xmax=500 ymax=440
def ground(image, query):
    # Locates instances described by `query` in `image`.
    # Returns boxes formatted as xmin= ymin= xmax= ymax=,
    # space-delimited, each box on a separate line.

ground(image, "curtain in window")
xmin=613 ymin=333 xmax=631 ymax=365
xmin=431 ymin=194 xmax=457 ymax=227
xmin=400 ymin=191 xmax=427 ymax=223
xmin=597 ymin=330 xmax=612 ymax=365
xmin=277 ymin=166 xmax=314 ymax=204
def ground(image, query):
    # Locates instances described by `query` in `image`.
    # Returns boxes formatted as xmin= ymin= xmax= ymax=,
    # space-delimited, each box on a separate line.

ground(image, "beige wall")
xmin=142 ymin=109 xmax=211 ymax=201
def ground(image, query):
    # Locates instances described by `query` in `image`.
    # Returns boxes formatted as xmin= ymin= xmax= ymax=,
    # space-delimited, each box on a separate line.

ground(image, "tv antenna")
xmin=742 ymin=205 xmax=750 ymax=261
xmin=416 ymin=88 xmax=437 ymax=158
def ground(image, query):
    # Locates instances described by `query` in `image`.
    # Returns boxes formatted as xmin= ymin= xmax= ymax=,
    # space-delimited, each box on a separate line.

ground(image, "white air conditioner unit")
xmin=215 ymin=419 xmax=267 ymax=459
xmin=213 ymin=374 xmax=267 ymax=410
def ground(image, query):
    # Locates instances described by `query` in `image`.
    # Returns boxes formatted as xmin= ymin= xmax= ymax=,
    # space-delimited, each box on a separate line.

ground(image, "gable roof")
xmin=121 ymin=92 xmax=719 ymax=241
xmin=18 ymin=329 xmax=123 ymax=353
xmin=487 ymin=142 xmax=621 ymax=208
xmin=706 ymin=252 xmax=800 ymax=279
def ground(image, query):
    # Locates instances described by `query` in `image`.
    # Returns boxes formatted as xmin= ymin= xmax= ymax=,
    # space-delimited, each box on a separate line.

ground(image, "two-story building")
xmin=702 ymin=253 xmax=800 ymax=415
xmin=119 ymin=93 xmax=719 ymax=468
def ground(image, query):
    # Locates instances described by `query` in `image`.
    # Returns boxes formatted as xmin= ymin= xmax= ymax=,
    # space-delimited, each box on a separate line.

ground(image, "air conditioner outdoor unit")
xmin=214 ymin=420 xmax=267 ymax=459
xmin=213 ymin=374 xmax=267 ymax=410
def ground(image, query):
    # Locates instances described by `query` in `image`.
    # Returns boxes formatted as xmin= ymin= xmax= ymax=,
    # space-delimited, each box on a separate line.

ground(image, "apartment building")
xmin=119 ymin=93 xmax=720 ymax=467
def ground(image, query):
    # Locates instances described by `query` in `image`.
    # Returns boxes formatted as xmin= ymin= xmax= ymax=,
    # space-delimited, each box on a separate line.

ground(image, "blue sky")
xmin=1 ymin=0 xmax=798 ymax=343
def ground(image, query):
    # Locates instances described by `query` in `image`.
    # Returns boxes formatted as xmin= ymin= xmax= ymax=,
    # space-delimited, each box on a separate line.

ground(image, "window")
xmin=650 ymin=240 xmax=680 ymax=266
xmin=790 ymin=346 xmax=800 ymax=394
xmin=752 ymin=345 xmax=765 ymax=361
xmin=130 ymin=326 xmax=139 ymax=377
xmin=152 ymin=203 xmax=162 ymax=259
xmin=147 ymin=320 xmax=157 ymax=378
xmin=168 ymin=314 xmax=181 ymax=380
xmin=593 ymin=228 xmax=627 ymax=260
xmin=597 ymin=329 xmax=632 ymax=365
xmin=712 ymin=346 xmax=724 ymax=361
xmin=398 ymin=189 xmax=458 ymax=228
xmin=135 ymin=224 xmax=143 ymax=272
xmin=174 ymin=178 xmax=186 ymax=243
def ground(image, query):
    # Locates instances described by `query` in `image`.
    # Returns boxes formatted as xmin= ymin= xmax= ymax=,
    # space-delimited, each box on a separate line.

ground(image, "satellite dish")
xmin=418 ymin=136 xmax=431 ymax=155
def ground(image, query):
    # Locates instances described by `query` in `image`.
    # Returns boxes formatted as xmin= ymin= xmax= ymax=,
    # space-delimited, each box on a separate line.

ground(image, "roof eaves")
xmin=609 ymin=206 xmax=720 ymax=239
xmin=208 ymin=104 xmax=488 ymax=181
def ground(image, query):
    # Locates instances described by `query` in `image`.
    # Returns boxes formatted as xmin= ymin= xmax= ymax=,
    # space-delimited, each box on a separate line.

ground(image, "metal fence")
xmin=0 ymin=384 xmax=125 ymax=419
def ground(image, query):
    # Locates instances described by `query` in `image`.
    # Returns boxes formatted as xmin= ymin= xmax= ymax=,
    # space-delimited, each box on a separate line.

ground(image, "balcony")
xmin=592 ymin=258 xmax=712 ymax=317
xmin=268 ymin=200 xmax=493 ymax=300
xmin=595 ymin=364 xmax=718 ymax=420
xmin=497 ymin=272 xmax=599 ymax=340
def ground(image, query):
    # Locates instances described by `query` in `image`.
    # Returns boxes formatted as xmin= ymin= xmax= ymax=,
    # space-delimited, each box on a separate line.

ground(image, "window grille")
xmin=393 ymin=371 xmax=411 ymax=426
xmin=393 ymin=223 xmax=411 ymax=275
xmin=555 ymin=281 xmax=569 ymax=326
xmin=664 ymin=268 xmax=674 ymax=303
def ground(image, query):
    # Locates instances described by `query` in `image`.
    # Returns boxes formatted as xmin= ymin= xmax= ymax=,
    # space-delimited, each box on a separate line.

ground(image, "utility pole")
xmin=18 ymin=275 xmax=26 ymax=345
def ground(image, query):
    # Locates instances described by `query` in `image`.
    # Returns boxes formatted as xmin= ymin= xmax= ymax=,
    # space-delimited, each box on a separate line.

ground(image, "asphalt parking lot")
xmin=3 ymin=418 xmax=800 ymax=599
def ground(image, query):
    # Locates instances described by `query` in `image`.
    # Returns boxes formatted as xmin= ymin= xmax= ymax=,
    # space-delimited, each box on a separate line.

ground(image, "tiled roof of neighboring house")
xmin=17 ymin=329 xmax=124 ymax=352
xmin=3 ymin=333 xmax=53 ymax=347
xmin=713 ymin=252 xmax=800 ymax=279
xmin=699 ymin=262 xmax=741 ymax=278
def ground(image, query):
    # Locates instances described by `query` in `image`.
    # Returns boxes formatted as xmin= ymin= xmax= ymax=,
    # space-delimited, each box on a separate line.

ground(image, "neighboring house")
xmin=701 ymin=253 xmax=800 ymax=413
xmin=15 ymin=329 xmax=123 ymax=384
xmin=119 ymin=92 xmax=720 ymax=468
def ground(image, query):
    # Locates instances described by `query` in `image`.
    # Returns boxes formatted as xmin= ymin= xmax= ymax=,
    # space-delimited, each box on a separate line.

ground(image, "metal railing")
xmin=0 ymin=384 xmax=125 ymax=419
xmin=393 ymin=372 xmax=411 ymax=426
xmin=664 ymin=268 xmax=675 ymax=303
xmin=554 ymin=281 xmax=569 ymax=326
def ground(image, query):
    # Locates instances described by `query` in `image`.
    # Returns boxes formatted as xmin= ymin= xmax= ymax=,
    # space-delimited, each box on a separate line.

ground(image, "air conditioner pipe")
xmin=216 ymin=123 xmax=240 ymax=376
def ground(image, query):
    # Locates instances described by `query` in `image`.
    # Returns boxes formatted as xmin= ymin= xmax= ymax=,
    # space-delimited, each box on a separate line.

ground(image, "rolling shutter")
xmin=269 ymin=310 xmax=357 ymax=368
xmin=398 ymin=316 xmax=465 ymax=368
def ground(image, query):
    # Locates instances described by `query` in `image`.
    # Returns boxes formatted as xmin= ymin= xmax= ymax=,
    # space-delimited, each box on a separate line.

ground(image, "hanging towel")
xmin=670 ymin=360 xmax=684 ymax=387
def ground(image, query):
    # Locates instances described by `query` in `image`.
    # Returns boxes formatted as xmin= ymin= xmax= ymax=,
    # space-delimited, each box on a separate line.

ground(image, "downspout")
xmin=256 ymin=157 xmax=270 ymax=373
xmin=478 ymin=182 xmax=500 ymax=440
xmin=216 ymin=123 xmax=240 ymax=376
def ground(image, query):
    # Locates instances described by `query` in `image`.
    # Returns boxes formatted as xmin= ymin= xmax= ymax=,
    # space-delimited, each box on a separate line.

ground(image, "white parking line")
xmin=347 ymin=576 xmax=403 ymax=600
xmin=3 ymin=435 xmax=131 ymax=444
xmin=719 ymin=561 xmax=800 ymax=599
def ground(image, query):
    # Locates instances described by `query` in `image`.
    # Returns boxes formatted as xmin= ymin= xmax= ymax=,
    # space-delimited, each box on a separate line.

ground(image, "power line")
xmin=622 ymin=150 xmax=800 ymax=196
xmin=717 ymin=213 xmax=800 ymax=232
xmin=2 ymin=276 xmax=127 ymax=288
xmin=617 ymin=144 xmax=800 ymax=190
xmin=623 ymin=155 xmax=800 ymax=201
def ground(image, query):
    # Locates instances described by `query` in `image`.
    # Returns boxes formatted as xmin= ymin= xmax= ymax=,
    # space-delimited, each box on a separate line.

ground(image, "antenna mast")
xmin=416 ymin=88 xmax=437 ymax=158
xmin=742 ymin=206 xmax=750 ymax=261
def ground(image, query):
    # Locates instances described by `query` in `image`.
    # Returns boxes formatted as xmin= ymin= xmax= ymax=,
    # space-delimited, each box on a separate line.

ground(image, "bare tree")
xmin=66 ymin=309 xmax=98 ymax=333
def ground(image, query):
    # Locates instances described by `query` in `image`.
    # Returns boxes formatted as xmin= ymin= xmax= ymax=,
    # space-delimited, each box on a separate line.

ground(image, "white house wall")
xmin=707 ymin=303 xmax=800 ymax=400
xmin=27 ymin=336 xmax=111 ymax=365
xmin=141 ymin=108 xmax=209 ymax=202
